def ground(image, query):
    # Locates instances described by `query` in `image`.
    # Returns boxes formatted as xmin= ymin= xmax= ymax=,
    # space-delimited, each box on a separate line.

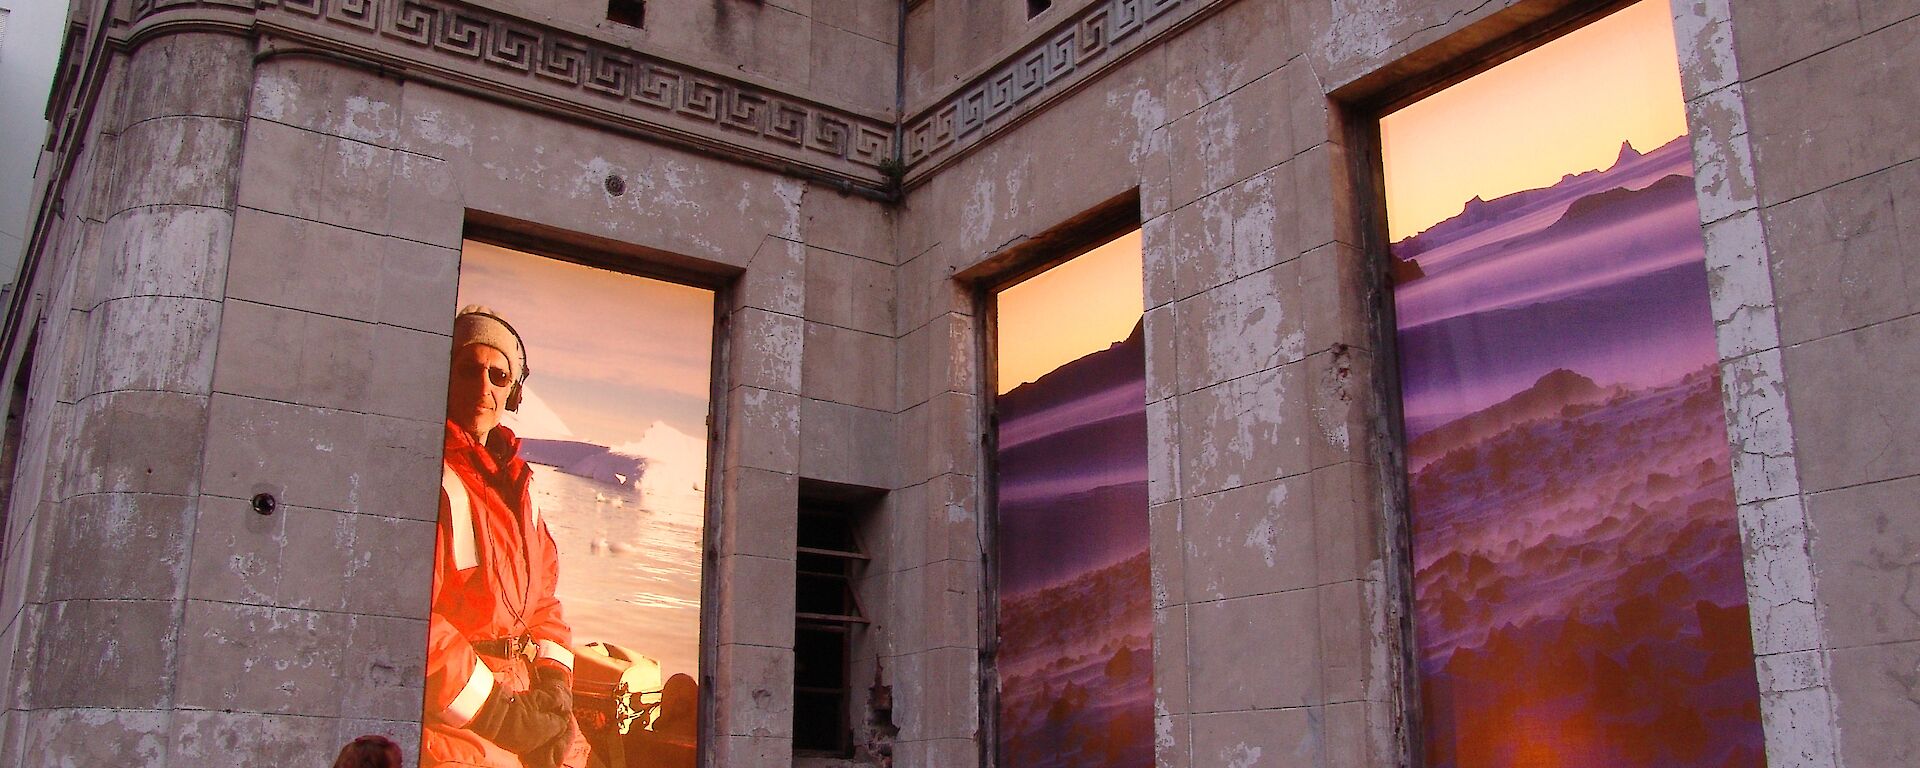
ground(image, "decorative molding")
xmin=98 ymin=0 xmax=899 ymax=189
xmin=901 ymin=0 xmax=1225 ymax=182
xmin=119 ymin=0 xmax=258 ymax=46
xmin=110 ymin=0 xmax=1240 ymax=194
xmin=250 ymin=0 xmax=895 ymax=179
xmin=129 ymin=0 xmax=256 ymax=20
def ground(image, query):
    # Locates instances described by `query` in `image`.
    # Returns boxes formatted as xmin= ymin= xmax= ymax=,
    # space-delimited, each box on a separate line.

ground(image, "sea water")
xmin=529 ymin=462 xmax=704 ymax=680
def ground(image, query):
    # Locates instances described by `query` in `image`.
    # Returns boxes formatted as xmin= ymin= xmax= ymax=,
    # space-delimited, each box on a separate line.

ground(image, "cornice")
xmin=93 ymin=0 xmax=1244 ymax=198
xmin=111 ymin=0 xmax=900 ymax=193
xmin=899 ymin=0 xmax=1237 ymax=189
xmin=125 ymin=1 xmax=257 ymax=45
xmin=261 ymin=0 xmax=897 ymax=185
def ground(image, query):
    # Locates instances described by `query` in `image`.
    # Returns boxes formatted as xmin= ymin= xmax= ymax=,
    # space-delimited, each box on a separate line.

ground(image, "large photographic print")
xmin=992 ymin=232 xmax=1154 ymax=768
xmin=422 ymin=241 xmax=712 ymax=768
xmin=1383 ymin=2 xmax=1765 ymax=766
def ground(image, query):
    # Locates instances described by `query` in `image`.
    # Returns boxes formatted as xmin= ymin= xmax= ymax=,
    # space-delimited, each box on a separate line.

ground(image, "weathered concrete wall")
xmin=1718 ymin=1 xmax=1920 ymax=766
xmin=903 ymin=0 xmax=1128 ymax=113
xmin=469 ymin=0 xmax=900 ymax=117
xmin=2 ymin=0 xmax=1916 ymax=766
xmin=895 ymin=0 xmax=1919 ymax=767
xmin=0 ymin=25 xmax=254 ymax=765
xmin=207 ymin=47 xmax=899 ymax=767
xmin=896 ymin=0 xmax=1400 ymax=762
xmin=0 ymin=9 xmax=900 ymax=765
xmin=1669 ymin=2 xmax=1839 ymax=766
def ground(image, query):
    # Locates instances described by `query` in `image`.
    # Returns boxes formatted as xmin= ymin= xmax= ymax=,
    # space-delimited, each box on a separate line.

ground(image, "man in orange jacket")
xmin=422 ymin=306 xmax=579 ymax=768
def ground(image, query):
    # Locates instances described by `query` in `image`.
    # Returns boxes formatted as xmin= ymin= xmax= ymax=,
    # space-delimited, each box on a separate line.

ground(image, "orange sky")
xmin=1380 ymin=0 xmax=1689 ymax=241
xmin=995 ymin=230 xmax=1144 ymax=394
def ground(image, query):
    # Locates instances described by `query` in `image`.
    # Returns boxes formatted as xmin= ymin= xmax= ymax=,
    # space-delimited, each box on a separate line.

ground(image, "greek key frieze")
xmin=851 ymin=125 xmax=892 ymax=166
xmin=127 ymin=0 xmax=1226 ymax=183
xmin=678 ymin=79 xmax=725 ymax=122
xmin=250 ymin=0 xmax=893 ymax=175
xmin=902 ymin=0 xmax=1218 ymax=172
xmin=768 ymin=103 xmax=809 ymax=146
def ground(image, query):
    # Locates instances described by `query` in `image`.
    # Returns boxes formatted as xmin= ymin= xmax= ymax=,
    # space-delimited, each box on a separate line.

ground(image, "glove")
xmin=520 ymin=729 xmax=573 ymax=768
xmin=516 ymin=664 xmax=577 ymax=768
xmin=467 ymin=681 xmax=569 ymax=756
xmin=532 ymin=663 xmax=574 ymax=716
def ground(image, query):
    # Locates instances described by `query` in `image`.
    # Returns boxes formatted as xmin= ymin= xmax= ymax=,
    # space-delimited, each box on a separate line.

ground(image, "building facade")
xmin=0 ymin=0 xmax=1914 ymax=766
xmin=0 ymin=0 xmax=73 ymax=289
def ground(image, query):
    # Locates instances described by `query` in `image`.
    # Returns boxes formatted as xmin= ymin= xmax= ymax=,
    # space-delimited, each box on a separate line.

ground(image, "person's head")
xmin=331 ymin=734 xmax=402 ymax=768
xmin=447 ymin=306 xmax=529 ymax=442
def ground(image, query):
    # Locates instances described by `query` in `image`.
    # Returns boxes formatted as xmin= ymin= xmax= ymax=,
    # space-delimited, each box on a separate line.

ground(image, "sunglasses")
xmin=454 ymin=360 xmax=513 ymax=388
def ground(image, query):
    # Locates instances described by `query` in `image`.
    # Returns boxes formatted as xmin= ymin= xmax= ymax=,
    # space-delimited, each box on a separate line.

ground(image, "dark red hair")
xmin=332 ymin=735 xmax=403 ymax=768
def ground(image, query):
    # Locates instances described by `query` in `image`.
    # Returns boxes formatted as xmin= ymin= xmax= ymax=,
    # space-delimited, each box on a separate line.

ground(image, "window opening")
xmin=1377 ymin=2 xmax=1765 ymax=766
xmin=990 ymin=229 xmax=1151 ymax=768
xmin=607 ymin=0 xmax=644 ymax=27
xmin=793 ymin=498 xmax=872 ymax=756
xmin=429 ymin=239 xmax=714 ymax=768
xmin=1026 ymin=0 xmax=1051 ymax=19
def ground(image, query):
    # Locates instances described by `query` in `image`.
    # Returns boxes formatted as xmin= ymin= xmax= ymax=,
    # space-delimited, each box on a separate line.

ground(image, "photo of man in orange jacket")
xmin=422 ymin=306 xmax=581 ymax=768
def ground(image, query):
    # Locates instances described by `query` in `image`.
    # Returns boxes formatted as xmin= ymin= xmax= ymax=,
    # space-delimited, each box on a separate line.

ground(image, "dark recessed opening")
xmin=1027 ymin=0 xmax=1052 ymax=18
xmin=793 ymin=486 xmax=881 ymax=757
xmin=607 ymin=0 xmax=643 ymax=27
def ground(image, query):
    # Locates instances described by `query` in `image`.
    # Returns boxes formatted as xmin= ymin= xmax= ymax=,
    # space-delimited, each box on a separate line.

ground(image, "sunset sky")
xmin=1380 ymin=0 xmax=1689 ymax=241
xmin=996 ymin=230 xmax=1144 ymax=394
xmin=456 ymin=241 xmax=714 ymax=449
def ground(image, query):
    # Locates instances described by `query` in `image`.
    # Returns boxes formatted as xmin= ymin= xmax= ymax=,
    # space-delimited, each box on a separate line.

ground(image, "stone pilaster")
xmin=1 ymin=25 xmax=254 ymax=766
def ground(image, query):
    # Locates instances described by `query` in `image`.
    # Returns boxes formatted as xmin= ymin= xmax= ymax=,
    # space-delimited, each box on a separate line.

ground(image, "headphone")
xmin=459 ymin=309 xmax=531 ymax=412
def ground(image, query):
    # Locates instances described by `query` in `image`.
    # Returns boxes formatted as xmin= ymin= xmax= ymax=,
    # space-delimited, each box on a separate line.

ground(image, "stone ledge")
xmin=253 ymin=0 xmax=895 ymax=179
xmin=901 ymin=0 xmax=1240 ymax=184
xmin=106 ymin=0 xmax=900 ymax=194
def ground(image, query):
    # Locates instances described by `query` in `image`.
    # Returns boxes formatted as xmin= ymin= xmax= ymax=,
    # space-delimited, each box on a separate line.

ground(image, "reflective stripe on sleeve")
xmin=441 ymin=464 xmax=478 ymax=571
xmin=442 ymin=656 xmax=495 ymax=727
xmin=535 ymin=639 xmax=574 ymax=671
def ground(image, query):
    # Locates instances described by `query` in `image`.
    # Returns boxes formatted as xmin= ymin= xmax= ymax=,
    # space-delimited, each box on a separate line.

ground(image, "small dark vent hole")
xmin=1027 ymin=0 xmax=1051 ymax=18
xmin=607 ymin=0 xmax=643 ymax=27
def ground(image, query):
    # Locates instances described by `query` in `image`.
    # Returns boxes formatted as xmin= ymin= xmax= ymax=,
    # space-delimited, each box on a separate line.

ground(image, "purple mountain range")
xmin=1394 ymin=134 xmax=1762 ymax=767
xmin=995 ymin=319 xmax=1149 ymax=596
xmin=1392 ymin=137 xmax=1716 ymax=433
xmin=994 ymin=319 xmax=1153 ymax=768
xmin=1395 ymin=138 xmax=1694 ymax=260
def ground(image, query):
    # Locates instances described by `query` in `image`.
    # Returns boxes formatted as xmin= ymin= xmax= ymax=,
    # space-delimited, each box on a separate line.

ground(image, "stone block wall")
xmin=1724 ymin=1 xmax=1920 ymax=766
xmin=482 ymin=0 xmax=901 ymax=117
xmin=899 ymin=0 xmax=1399 ymax=762
xmin=0 ymin=0 xmax=1915 ymax=766
xmin=0 ymin=24 xmax=256 ymax=765
xmin=903 ymin=0 xmax=1113 ymax=110
xmin=0 ymin=2 xmax=901 ymax=761
xmin=898 ymin=0 xmax=1917 ymax=766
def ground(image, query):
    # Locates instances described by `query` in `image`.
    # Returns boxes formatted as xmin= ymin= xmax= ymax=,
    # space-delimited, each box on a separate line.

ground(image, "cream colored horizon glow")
xmin=995 ymin=230 xmax=1144 ymax=395
xmin=1380 ymin=0 xmax=1690 ymax=241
